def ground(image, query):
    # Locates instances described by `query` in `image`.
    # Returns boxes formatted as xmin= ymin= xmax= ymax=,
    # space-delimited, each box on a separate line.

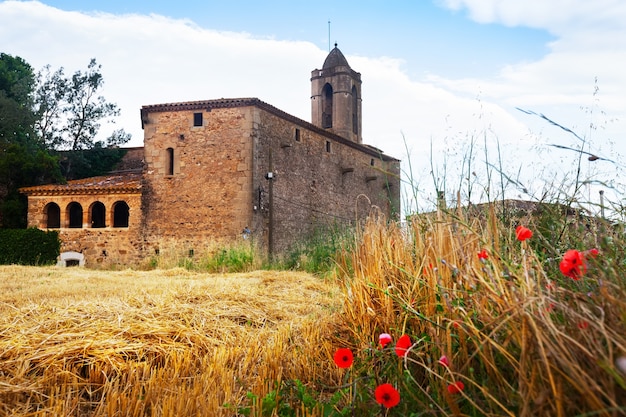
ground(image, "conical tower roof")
xmin=322 ymin=45 xmax=351 ymax=69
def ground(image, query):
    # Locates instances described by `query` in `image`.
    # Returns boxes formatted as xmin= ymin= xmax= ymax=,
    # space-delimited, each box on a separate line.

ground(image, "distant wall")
xmin=252 ymin=106 xmax=400 ymax=254
xmin=114 ymin=147 xmax=144 ymax=171
xmin=24 ymin=192 xmax=142 ymax=267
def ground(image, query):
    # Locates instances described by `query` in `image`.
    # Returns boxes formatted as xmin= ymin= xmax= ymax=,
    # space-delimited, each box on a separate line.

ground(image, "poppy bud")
xmin=379 ymin=333 xmax=392 ymax=348
xmin=438 ymin=355 xmax=450 ymax=367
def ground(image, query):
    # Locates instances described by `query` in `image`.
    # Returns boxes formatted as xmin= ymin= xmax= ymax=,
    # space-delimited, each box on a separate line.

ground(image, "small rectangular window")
xmin=167 ymin=147 xmax=174 ymax=175
xmin=295 ymin=128 xmax=301 ymax=142
xmin=370 ymin=158 xmax=375 ymax=166
xmin=326 ymin=141 xmax=331 ymax=153
xmin=193 ymin=112 xmax=203 ymax=127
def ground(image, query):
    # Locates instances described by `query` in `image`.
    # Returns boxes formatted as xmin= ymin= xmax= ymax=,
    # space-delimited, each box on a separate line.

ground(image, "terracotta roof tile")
xmin=140 ymin=97 xmax=398 ymax=162
xmin=19 ymin=171 xmax=142 ymax=196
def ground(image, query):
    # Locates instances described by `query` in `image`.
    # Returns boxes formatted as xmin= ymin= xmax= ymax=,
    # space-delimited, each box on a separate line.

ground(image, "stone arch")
xmin=113 ymin=200 xmax=130 ymax=228
xmin=56 ymin=251 xmax=85 ymax=267
xmin=44 ymin=202 xmax=61 ymax=228
xmin=321 ymin=83 xmax=333 ymax=128
xmin=89 ymin=201 xmax=106 ymax=228
xmin=67 ymin=202 xmax=83 ymax=228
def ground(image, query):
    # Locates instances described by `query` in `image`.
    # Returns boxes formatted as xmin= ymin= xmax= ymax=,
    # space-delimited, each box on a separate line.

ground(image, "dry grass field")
xmin=0 ymin=266 xmax=344 ymax=416
xmin=2 ymin=209 xmax=626 ymax=416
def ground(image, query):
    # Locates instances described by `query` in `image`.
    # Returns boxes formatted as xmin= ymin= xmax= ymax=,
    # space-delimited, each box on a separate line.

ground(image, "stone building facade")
xmin=19 ymin=173 xmax=143 ymax=266
xmin=20 ymin=46 xmax=400 ymax=267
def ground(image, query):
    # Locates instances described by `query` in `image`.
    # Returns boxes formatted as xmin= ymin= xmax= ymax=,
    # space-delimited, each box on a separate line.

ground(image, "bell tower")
xmin=311 ymin=44 xmax=362 ymax=144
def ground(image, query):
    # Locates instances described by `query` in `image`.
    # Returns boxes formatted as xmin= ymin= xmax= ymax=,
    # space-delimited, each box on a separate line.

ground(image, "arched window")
xmin=113 ymin=201 xmax=130 ymax=228
xmin=352 ymin=85 xmax=358 ymax=135
xmin=67 ymin=202 xmax=83 ymax=228
xmin=44 ymin=202 xmax=60 ymax=228
xmin=166 ymin=147 xmax=174 ymax=176
xmin=90 ymin=201 xmax=106 ymax=228
xmin=322 ymin=83 xmax=333 ymax=128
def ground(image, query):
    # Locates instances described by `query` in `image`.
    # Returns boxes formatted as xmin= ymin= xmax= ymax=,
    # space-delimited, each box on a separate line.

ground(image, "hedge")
xmin=0 ymin=228 xmax=60 ymax=265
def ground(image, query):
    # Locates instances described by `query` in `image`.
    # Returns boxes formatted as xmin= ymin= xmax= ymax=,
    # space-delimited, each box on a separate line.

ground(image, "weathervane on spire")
xmin=327 ymin=21 xmax=338 ymax=51
xmin=328 ymin=20 xmax=331 ymax=51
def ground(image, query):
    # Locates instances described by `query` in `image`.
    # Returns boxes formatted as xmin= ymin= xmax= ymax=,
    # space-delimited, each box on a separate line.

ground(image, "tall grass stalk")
xmin=335 ymin=208 xmax=626 ymax=416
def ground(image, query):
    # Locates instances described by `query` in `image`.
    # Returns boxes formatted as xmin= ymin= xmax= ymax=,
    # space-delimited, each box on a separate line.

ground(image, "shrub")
xmin=278 ymin=224 xmax=354 ymax=275
xmin=201 ymin=244 xmax=256 ymax=273
xmin=0 ymin=228 xmax=60 ymax=265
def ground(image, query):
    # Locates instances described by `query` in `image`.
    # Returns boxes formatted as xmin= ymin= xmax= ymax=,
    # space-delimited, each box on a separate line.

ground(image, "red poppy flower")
xmin=587 ymin=248 xmax=599 ymax=258
xmin=477 ymin=249 xmax=488 ymax=260
xmin=578 ymin=321 xmax=589 ymax=329
xmin=559 ymin=249 xmax=587 ymax=280
xmin=374 ymin=383 xmax=400 ymax=408
xmin=379 ymin=333 xmax=392 ymax=348
xmin=395 ymin=334 xmax=411 ymax=357
xmin=438 ymin=355 xmax=450 ymax=367
xmin=515 ymin=225 xmax=533 ymax=241
xmin=333 ymin=348 xmax=353 ymax=368
xmin=447 ymin=381 xmax=465 ymax=394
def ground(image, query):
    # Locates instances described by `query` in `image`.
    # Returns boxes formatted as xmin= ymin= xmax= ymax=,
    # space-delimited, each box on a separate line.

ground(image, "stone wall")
xmin=24 ymin=192 xmax=142 ymax=267
xmin=22 ymin=98 xmax=400 ymax=267
xmin=141 ymin=106 xmax=254 ymax=255
xmin=252 ymin=105 xmax=400 ymax=254
xmin=140 ymin=100 xmax=399 ymax=259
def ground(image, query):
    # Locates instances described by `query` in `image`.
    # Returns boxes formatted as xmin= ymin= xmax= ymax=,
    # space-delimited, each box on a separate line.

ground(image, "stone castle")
xmin=20 ymin=46 xmax=401 ymax=267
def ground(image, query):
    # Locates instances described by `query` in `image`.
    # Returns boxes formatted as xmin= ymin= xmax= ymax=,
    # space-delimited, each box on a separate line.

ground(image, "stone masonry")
xmin=20 ymin=46 xmax=400 ymax=267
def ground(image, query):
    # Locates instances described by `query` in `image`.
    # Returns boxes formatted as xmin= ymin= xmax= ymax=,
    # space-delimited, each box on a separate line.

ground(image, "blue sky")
xmin=27 ymin=0 xmax=554 ymax=78
xmin=1 ymin=0 xmax=625 ymax=212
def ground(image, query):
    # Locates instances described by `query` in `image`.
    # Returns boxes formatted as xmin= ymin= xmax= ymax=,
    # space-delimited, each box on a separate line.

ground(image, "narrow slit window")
xmin=352 ymin=85 xmax=359 ymax=135
xmin=370 ymin=158 xmax=375 ymax=166
xmin=193 ymin=112 xmax=203 ymax=127
xmin=322 ymin=84 xmax=333 ymax=128
xmin=295 ymin=128 xmax=300 ymax=142
xmin=167 ymin=147 xmax=174 ymax=176
xmin=326 ymin=141 xmax=331 ymax=153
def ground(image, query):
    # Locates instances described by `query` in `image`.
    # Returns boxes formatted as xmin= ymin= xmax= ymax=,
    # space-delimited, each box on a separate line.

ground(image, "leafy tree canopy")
xmin=0 ymin=53 xmax=131 ymax=227
xmin=0 ymin=53 xmax=37 ymax=148
xmin=35 ymin=58 xmax=131 ymax=152
xmin=0 ymin=53 xmax=34 ymax=106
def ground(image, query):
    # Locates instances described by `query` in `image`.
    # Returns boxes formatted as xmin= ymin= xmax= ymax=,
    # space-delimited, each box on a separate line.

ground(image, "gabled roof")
xmin=141 ymin=98 xmax=398 ymax=162
xmin=19 ymin=171 xmax=142 ymax=196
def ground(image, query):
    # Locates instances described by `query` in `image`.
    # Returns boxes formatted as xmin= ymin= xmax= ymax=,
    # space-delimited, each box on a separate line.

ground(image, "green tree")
xmin=58 ymin=143 xmax=128 ymax=180
xmin=0 ymin=53 xmax=61 ymax=228
xmin=34 ymin=58 xmax=131 ymax=179
xmin=0 ymin=54 xmax=130 ymax=227
xmin=34 ymin=64 xmax=66 ymax=149
xmin=0 ymin=53 xmax=36 ymax=147
xmin=35 ymin=58 xmax=131 ymax=152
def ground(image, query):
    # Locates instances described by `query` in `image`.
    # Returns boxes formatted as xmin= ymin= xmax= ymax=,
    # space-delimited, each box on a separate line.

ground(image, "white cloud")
xmin=439 ymin=0 xmax=626 ymax=33
xmin=2 ymin=0 xmax=626 ymax=212
xmin=434 ymin=1 xmax=626 ymax=157
xmin=0 ymin=1 xmax=325 ymax=145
